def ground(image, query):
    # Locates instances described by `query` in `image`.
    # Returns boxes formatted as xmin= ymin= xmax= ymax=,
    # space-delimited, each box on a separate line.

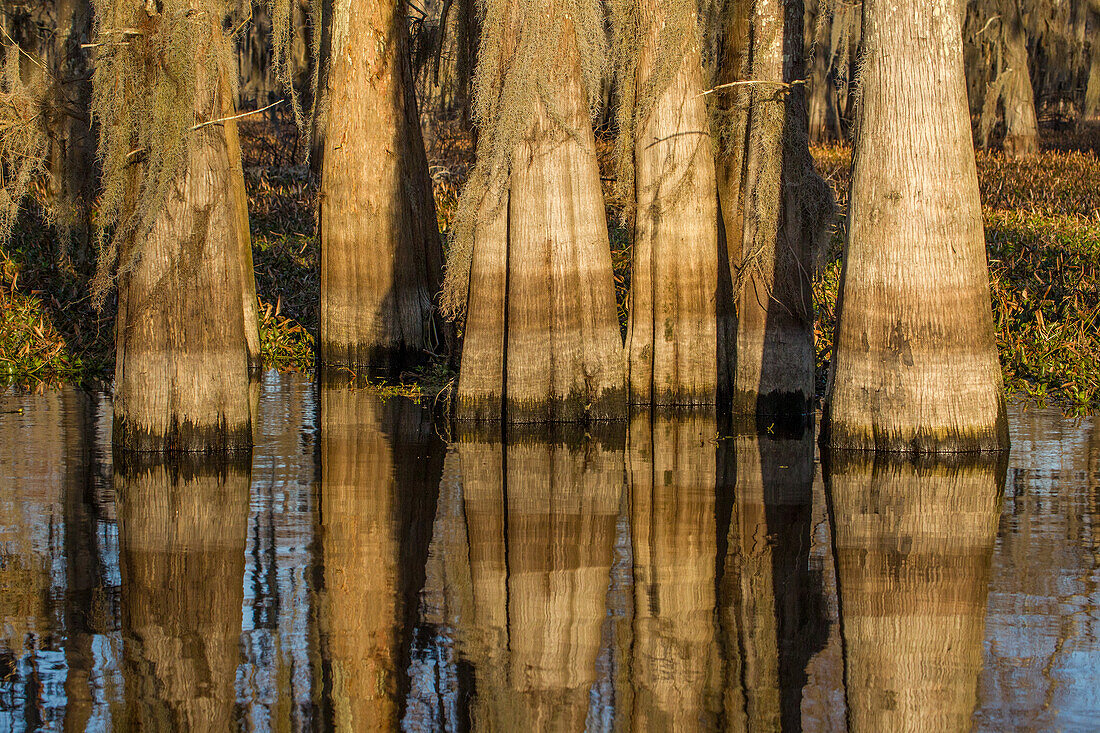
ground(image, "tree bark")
xmin=1082 ymin=10 xmax=1100 ymax=127
xmin=112 ymin=21 xmax=253 ymax=453
xmin=719 ymin=0 xmax=830 ymax=420
xmin=827 ymin=454 xmax=1002 ymax=731
xmin=314 ymin=388 xmax=441 ymax=729
xmin=116 ymin=456 xmax=249 ymax=730
xmin=317 ymin=0 xmax=444 ymax=377
xmin=625 ymin=0 xmax=719 ymax=407
xmin=455 ymin=5 xmax=625 ymax=423
xmin=1000 ymin=0 xmax=1039 ymax=157
xmin=822 ymin=0 xmax=1008 ymax=453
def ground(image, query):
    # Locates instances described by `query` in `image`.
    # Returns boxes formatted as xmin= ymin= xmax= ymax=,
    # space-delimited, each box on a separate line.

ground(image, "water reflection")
xmin=826 ymin=454 xmax=1004 ymax=732
xmin=116 ymin=456 xmax=250 ymax=729
xmin=2 ymin=376 xmax=1098 ymax=730
xmin=315 ymin=387 xmax=442 ymax=729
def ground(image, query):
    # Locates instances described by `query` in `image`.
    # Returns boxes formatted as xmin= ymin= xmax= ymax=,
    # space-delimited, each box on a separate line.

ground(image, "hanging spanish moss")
xmin=0 ymin=41 xmax=49 ymax=245
xmin=89 ymin=0 xmax=236 ymax=305
xmin=439 ymin=0 xmax=607 ymax=319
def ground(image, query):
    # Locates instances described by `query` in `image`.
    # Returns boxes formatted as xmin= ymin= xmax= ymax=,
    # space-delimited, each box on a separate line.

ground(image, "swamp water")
xmin=1 ymin=372 xmax=1097 ymax=731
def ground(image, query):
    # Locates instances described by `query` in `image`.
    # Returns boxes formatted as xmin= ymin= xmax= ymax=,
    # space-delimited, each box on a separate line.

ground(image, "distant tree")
xmin=313 ymin=0 xmax=445 ymax=377
xmin=441 ymin=0 xmax=625 ymax=423
xmin=971 ymin=0 xmax=1040 ymax=156
xmin=611 ymin=0 xmax=720 ymax=408
xmin=823 ymin=0 xmax=1009 ymax=452
xmin=91 ymin=0 xmax=257 ymax=451
xmin=714 ymin=0 xmax=833 ymax=419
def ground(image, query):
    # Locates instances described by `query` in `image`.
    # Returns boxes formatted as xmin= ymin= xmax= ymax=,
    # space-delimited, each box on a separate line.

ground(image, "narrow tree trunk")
xmin=806 ymin=0 xmax=830 ymax=144
xmin=48 ymin=0 xmax=95 ymax=256
xmin=1082 ymin=10 xmax=1100 ymax=127
xmin=116 ymin=456 xmax=249 ymax=730
xmin=722 ymin=0 xmax=830 ymax=420
xmin=625 ymin=1 xmax=719 ymax=407
xmin=113 ymin=23 xmax=253 ymax=453
xmin=827 ymin=455 xmax=1001 ymax=731
xmin=315 ymin=388 xmax=441 ymax=728
xmin=317 ymin=0 xmax=444 ymax=377
xmin=822 ymin=0 xmax=1008 ymax=453
xmin=1000 ymin=0 xmax=1039 ymax=157
xmin=455 ymin=5 xmax=625 ymax=423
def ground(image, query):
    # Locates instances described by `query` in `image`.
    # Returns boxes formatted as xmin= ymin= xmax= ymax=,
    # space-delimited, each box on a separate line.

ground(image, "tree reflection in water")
xmin=826 ymin=453 xmax=1004 ymax=733
xmin=116 ymin=455 xmax=250 ymax=730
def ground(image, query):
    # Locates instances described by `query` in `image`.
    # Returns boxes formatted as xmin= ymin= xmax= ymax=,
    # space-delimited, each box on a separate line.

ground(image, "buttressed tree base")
xmin=823 ymin=0 xmax=1009 ymax=453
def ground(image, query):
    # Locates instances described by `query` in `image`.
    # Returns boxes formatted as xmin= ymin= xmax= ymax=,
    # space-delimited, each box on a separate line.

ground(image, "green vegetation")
xmin=1 ymin=123 xmax=1097 ymax=413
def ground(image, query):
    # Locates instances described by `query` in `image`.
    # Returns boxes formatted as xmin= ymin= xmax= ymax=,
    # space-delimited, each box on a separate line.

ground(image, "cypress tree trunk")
xmin=317 ymin=0 xmax=444 ymax=376
xmin=1000 ymin=0 xmax=1039 ymax=157
xmin=822 ymin=0 xmax=1008 ymax=453
xmin=625 ymin=0 xmax=719 ymax=407
xmin=116 ymin=456 xmax=249 ymax=729
xmin=48 ymin=0 xmax=95 ymax=253
xmin=315 ymin=388 xmax=441 ymax=728
xmin=455 ymin=5 xmax=624 ymax=423
xmin=720 ymin=0 xmax=831 ymax=419
xmin=112 ymin=22 xmax=253 ymax=453
xmin=1083 ymin=10 xmax=1100 ymax=127
xmin=827 ymin=455 xmax=1001 ymax=731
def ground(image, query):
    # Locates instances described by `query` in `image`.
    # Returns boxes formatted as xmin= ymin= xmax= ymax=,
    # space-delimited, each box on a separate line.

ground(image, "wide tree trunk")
xmin=112 ymin=20 xmax=253 ymax=453
xmin=317 ymin=0 xmax=444 ymax=376
xmin=719 ymin=0 xmax=831 ymax=420
xmin=624 ymin=0 xmax=719 ymax=407
xmin=314 ymin=388 xmax=441 ymax=728
xmin=827 ymin=455 xmax=1001 ymax=731
xmin=1000 ymin=0 xmax=1039 ymax=157
xmin=822 ymin=0 xmax=1008 ymax=453
xmin=455 ymin=4 xmax=625 ymax=423
xmin=116 ymin=456 xmax=249 ymax=730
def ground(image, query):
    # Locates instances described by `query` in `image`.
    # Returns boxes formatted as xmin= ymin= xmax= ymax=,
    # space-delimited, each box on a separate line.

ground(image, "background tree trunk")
xmin=722 ymin=0 xmax=830 ymax=420
xmin=1082 ymin=9 xmax=1100 ymax=126
xmin=625 ymin=0 xmax=719 ymax=407
xmin=112 ymin=23 xmax=253 ymax=453
xmin=827 ymin=455 xmax=1002 ymax=731
xmin=317 ymin=0 xmax=444 ymax=377
xmin=455 ymin=5 xmax=624 ymax=423
xmin=1001 ymin=0 xmax=1039 ymax=157
xmin=822 ymin=0 xmax=1008 ymax=453
xmin=116 ymin=456 xmax=249 ymax=730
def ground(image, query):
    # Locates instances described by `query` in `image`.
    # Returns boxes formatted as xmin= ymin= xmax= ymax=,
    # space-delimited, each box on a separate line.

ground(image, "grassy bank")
xmin=1 ymin=124 xmax=1097 ymax=412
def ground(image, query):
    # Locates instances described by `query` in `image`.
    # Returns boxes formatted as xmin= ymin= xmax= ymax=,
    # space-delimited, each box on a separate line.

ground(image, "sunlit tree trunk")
xmin=827 ymin=455 xmax=1002 ymax=731
xmin=628 ymin=414 xmax=722 ymax=730
xmin=116 ymin=456 xmax=249 ymax=730
xmin=822 ymin=0 xmax=1008 ymax=453
xmin=1000 ymin=0 xmax=1039 ymax=157
xmin=717 ymin=0 xmax=831 ymax=419
xmin=624 ymin=0 xmax=719 ymax=407
xmin=112 ymin=20 xmax=252 ymax=453
xmin=314 ymin=388 xmax=441 ymax=729
xmin=455 ymin=4 xmax=624 ymax=423
xmin=1083 ymin=10 xmax=1100 ymax=127
xmin=317 ymin=0 xmax=444 ymax=376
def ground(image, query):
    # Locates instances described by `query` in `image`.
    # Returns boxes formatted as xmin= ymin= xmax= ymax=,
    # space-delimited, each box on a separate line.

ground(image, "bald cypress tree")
xmin=91 ymin=0 xmax=255 ymax=451
xmin=315 ymin=0 xmax=445 ymax=376
xmin=441 ymin=0 xmax=625 ymax=423
xmin=612 ymin=0 xmax=720 ymax=408
xmin=823 ymin=0 xmax=1009 ymax=452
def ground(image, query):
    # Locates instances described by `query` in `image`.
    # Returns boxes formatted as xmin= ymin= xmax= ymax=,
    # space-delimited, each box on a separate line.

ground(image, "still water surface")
xmin=1 ymin=373 xmax=1097 ymax=731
